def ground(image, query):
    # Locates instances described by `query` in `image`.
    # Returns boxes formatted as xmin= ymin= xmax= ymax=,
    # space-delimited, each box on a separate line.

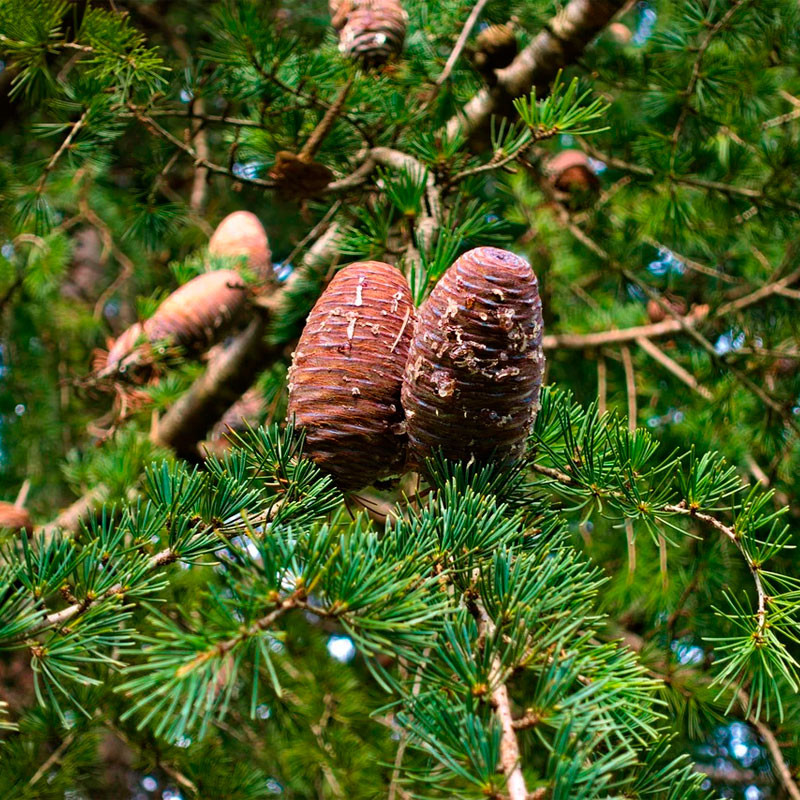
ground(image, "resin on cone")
xmin=209 ymin=211 xmax=272 ymax=281
xmin=331 ymin=0 xmax=407 ymax=68
xmin=401 ymin=247 xmax=544 ymax=469
xmin=287 ymin=261 xmax=415 ymax=490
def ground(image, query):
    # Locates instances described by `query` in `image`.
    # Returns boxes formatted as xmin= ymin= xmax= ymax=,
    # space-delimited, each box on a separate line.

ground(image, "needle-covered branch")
xmin=446 ymin=0 xmax=626 ymax=140
xmin=529 ymin=386 xmax=799 ymax=717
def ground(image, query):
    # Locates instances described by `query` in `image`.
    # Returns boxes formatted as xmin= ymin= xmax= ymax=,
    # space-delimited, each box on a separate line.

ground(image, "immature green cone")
xmin=401 ymin=247 xmax=544 ymax=470
xmin=287 ymin=261 xmax=415 ymax=490
xmin=330 ymin=0 xmax=407 ymax=68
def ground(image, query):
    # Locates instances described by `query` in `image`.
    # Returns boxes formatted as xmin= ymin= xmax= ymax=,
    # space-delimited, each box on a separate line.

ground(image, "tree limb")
xmin=635 ymin=335 xmax=712 ymax=400
xmin=541 ymin=308 xmax=708 ymax=349
xmin=446 ymin=0 xmax=626 ymax=140
xmin=475 ymin=604 xmax=528 ymax=800
xmin=40 ymin=222 xmax=343 ymax=534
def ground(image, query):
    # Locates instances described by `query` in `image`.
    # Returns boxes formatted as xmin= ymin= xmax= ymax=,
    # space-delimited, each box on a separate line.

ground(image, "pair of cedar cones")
xmin=288 ymin=247 xmax=545 ymax=490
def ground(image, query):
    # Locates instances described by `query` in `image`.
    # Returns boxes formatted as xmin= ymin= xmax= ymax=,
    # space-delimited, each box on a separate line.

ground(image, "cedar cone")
xmin=401 ymin=247 xmax=544 ymax=470
xmin=545 ymin=149 xmax=600 ymax=208
xmin=646 ymin=296 xmax=688 ymax=323
xmin=209 ymin=211 xmax=272 ymax=281
xmin=269 ymin=151 xmax=334 ymax=200
xmin=608 ymin=22 xmax=633 ymax=44
xmin=473 ymin=23 xmax=518 ymax=82
xmin=104 ymin=270 xmax=248 ymax=373
xmin=106 ymin=321 xmax=146 ymax=371
xmin=0 ymin=501 xmax=33 ymax=534
xmin=331 ymin=0 xmax=407 ymax=68
xmin=287 ymin=261 xmax=415 ymax=490
xmin=330 ymin=0 xmax=351 ymax=30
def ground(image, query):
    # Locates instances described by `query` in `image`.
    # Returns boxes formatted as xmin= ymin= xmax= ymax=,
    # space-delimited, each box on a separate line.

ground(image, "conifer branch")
xmin=616 ymin=627 xmax=800 ymax=799
xmin=541 ymin=308 xmax=708 ymax=349
xmin=299 ymin=75 xmax=355 ymax=162
xmin=35 ymin=109 xmax=89 ymax=192
xmin=445 ymin=0 xmax=626 ymax=139
xmin=530 ymin=449 xmax=771 ymax=640
xmin=36 ymin=546 xmax=178 ymax=632
xmin=664 ymin=502 xmax=768 ymax=637
xmin=27 ymin=729 xmax=77 ymax=787
xmin=635 ymin=336 xmax=712 ymax=400
xmin=41 ymin=221 xmax=343 ymax=533
xmin=434 ymin=0 xmax=491 ymax=88
xmin=581 ymin=143 xmax=800 ymax=213
xmin=474 ymin=603 xmax=529 ymax=800
xmin=130 ymin=107 xmax=277 ymax=189
xmin=540 ymin=184 xmax=800 ymax=433
xmin=739 ymin=690 xmax=800 ymax=800
xmin=669 ymin=0 xmax=751 ymax=169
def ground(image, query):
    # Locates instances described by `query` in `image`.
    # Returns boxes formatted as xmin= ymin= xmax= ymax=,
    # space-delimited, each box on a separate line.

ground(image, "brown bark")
xmin=446 ymin=0 xmax=627 ymax=140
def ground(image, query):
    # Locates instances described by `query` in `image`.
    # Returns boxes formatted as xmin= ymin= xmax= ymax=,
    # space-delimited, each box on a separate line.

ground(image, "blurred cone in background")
xmin=330 ymin=0 xmax=407 ymax=68
xmin=209 ymin=211 xmax=273 ymax=282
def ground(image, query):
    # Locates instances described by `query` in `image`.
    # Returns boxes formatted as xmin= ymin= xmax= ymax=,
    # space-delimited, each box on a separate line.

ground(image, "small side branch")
xmin=474 ymin=604 xmax=528 ymax=800
xmin=435 ymin=0 xmax=491 ymax=87
xmin=635 ymin=335 xmax=712 ymax=400
xmin=542 ymin=308 xmax=708 ymax=349
xmin=38 ymin=546 xmax=178 ymax=631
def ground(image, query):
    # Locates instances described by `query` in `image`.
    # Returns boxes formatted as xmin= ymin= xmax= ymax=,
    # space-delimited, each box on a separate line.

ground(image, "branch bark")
xmin=635 ymin=335 xmax=712 ymax=400
xmin=542 ymin=307 xmax=708 ymax=349
xmin=472 ymin=604 xmax=528 ymax=800
xmin=445 ymin=0 xmax=626 ymax=140
xmin=150 ymin=315 xmax=279 ymax=460
xmin=435 ymin=0 xmax=491 ymax=87
xmin=739 ymin=690 xmax=800 ymax=800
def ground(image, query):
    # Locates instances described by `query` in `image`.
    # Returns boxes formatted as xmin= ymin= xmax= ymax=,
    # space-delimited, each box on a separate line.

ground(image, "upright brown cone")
xmin=401 ymin=247 xmax=544 ymax=469
xmin=545 ymin=149 xmax=600 ymax=207
xmin=209 ymin=211 xmax=272 ymax=281
xmin=330 ymin=0 xmax=407 ymax=68
xmin=287 ymin=261 xmax=415 ymax=490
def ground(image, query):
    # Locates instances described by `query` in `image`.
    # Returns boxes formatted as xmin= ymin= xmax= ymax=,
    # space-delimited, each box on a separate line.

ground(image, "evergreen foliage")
xmin=1 ymin=0 xmax=800 ymax=797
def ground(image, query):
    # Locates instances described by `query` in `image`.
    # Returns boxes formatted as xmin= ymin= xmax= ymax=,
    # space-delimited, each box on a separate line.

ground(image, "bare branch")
xmin=435 ymin=0 xmax=490 ymax=87
xmin=542 ymin=308 xmax=708 ymax=349
xmin=474 ymin=604 xmax=528 ymax=800
xmin=635 ymin=336 xmax=712 ymax=400
xmin=738 ymin=690 xmax=800 ymax=800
